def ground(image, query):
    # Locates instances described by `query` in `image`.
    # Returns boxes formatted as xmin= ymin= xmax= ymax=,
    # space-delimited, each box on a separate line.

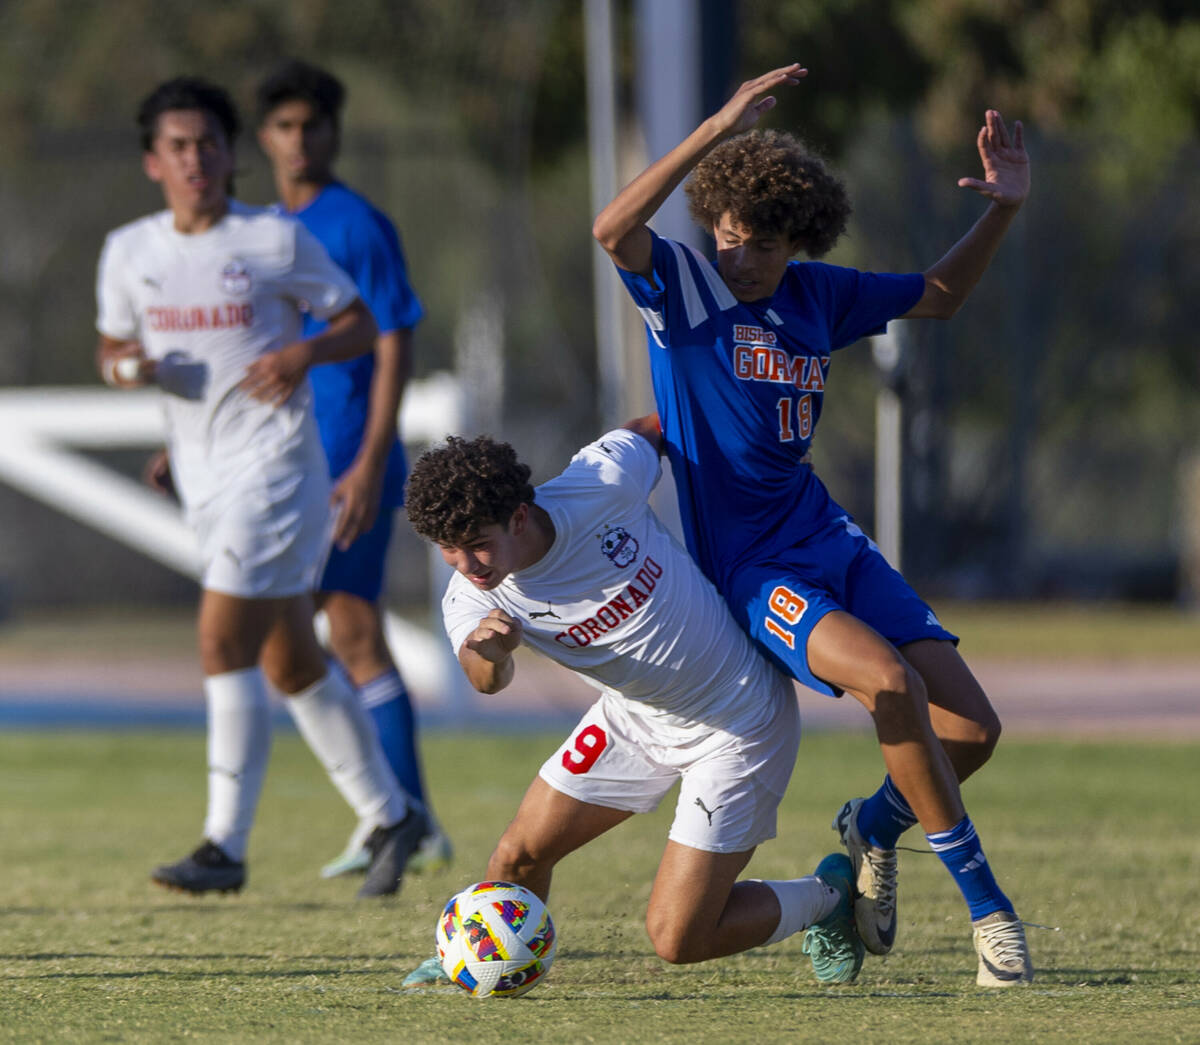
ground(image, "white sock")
xmin=755 ymin=876 xmax=842 ymax=946
xmin=202 ymin=668 xmax=272 ymax=863
xmin=284 ymin=669 xmax=410 ymax=828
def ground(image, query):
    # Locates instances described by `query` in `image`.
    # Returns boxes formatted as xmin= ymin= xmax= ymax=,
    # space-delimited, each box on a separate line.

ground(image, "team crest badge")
xmin=220 ymin=259 xmax=252 ymax=296
xmin=599 ymin=526 xmax=638 ymax=568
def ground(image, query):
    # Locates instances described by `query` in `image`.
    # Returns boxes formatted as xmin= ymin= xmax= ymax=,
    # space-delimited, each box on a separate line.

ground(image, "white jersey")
xmin=95 ymin=201 xmax=359 ymax=511
xmin=442 ymin=429 xmax=788 ymax=730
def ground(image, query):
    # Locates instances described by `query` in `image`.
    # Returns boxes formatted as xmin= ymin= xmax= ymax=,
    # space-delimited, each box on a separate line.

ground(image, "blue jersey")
xmin=616 ymin=230 xmax=923 ymax=593
xmin=288 ymin=182 xmax=424 ymax=505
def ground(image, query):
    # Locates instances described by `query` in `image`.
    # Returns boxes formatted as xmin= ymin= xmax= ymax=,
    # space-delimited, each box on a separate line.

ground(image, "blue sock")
xmin=360 ymin=670 xmax=427 ymax=806
xmin=926 ymin=816 xmax=1012 ymax=921
xmin=856 ymin=775 xmax=919 ymax=849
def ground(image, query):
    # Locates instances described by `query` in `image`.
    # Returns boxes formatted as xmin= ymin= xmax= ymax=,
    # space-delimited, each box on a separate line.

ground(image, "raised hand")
xmin=957 ymin=110 xmax=1029 ymax=209
xmin=465 ymin=609 xmax=524 ymax=663
xmin=712 ymin=63 xmax=807 ymax=137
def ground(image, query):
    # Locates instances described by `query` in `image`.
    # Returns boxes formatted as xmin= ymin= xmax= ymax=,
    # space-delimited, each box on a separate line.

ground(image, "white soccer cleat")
xmin=833 ymin=797 xmax=898 ymax=955
xmin=973 ymin=910 xmax=1034 ymax=987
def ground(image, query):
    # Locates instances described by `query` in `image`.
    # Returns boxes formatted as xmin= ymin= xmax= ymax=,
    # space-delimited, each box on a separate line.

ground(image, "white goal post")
xmin=0 ymin=375 xmax=469 ymax=712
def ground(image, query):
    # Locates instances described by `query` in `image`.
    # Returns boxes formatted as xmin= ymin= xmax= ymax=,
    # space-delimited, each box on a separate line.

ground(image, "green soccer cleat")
xmin=401 ymin=956 xmax=452 ymax=988
xmin=320 ymin=843 xmax=372 ymax=879
xmin=802 ymin=852 xmax=865 ymax=984
xmin=408 ymin=828 xmax=454 ymax=875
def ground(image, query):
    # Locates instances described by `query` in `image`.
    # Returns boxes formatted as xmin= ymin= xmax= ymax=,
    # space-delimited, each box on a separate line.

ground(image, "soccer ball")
xmin=436 ymin=881 xmax=557 ymax=998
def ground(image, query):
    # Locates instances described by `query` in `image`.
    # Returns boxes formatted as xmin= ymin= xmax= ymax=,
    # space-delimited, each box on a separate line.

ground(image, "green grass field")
xmin=3 ymin=730 xmax=1197 ymax=1043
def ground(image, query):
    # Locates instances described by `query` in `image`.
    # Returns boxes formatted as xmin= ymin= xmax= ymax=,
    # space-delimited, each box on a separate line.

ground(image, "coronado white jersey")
xmin=95 ymin=201 xmax=359 ymax=510
xmin=442 ymin=428 xmax=788 ymax=727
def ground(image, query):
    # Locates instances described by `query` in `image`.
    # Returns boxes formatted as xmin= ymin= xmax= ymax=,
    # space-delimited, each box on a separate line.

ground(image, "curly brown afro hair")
xmin=685 ymin=130 xmax=851 ymax=258
xmin=405 ymin=435 xmax=535 ymax=545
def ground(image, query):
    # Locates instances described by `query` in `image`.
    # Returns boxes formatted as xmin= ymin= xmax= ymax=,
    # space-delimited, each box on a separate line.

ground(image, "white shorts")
xmin=537 ymin=676 xmax=800 ymax=854
xmin=190 ymin=459 xmax=334 ymax=599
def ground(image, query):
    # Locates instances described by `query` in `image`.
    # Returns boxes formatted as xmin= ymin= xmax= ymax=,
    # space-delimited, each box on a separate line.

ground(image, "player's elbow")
xmin=915 ymin=278 xmax=966 ymax=320
xmin=591 ymin=213 xmax=620 ymax=255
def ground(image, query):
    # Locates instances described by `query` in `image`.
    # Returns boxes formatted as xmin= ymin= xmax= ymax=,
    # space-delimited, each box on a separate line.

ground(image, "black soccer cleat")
xmin=151 ymin=840 xmax=246 ymax=895
xmin=357 ymin=808 xmax=430 ymax=899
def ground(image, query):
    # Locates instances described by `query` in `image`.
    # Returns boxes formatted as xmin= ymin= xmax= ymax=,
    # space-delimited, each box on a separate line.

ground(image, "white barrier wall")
xmin=0 ymin=375 xmax=469 ymax=714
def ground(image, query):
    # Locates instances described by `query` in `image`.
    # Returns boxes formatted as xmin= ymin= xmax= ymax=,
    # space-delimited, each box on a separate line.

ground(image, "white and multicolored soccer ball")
xmin=436 ymin=881 xmax=556 ymax=998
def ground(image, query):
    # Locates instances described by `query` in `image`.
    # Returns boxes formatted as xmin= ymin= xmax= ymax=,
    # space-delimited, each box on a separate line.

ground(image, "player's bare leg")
xmin=319 ymin=590 xmax=392 ymax=685
xmin=900 ymin=639 xmax=1000 ymax=783
xmin=197 ymin=590 xmax=289 ymax=676
xmin=808 ymin=611 xmax=963 ymax=831
xmin=486 ymin=777 xmax=632 ymax=900
xmin=646 ymin=842 xmax=859 ymax=982
xmin=811 ymin=612 xmax=1028 ymax=982
xmin=645 ymin=842 xmax=761 ymax=962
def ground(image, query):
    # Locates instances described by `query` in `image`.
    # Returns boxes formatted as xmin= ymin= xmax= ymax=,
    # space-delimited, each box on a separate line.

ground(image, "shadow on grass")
xmin=4 ymin=966 xmax=389 ymax=981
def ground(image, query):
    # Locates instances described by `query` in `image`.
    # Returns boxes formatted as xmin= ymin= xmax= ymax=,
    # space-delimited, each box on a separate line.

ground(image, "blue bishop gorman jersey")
xmin=616 ymin=229 xmax=924 ymax=594
xmin=291 ymin=182 xmax=424 ymax=507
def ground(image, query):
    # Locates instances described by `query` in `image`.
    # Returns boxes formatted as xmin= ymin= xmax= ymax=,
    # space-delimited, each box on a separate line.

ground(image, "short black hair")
xmin=137 ymin=77 xmax=240 ymax=152
xmin=255 ymin=60 xmax=346 ymax=128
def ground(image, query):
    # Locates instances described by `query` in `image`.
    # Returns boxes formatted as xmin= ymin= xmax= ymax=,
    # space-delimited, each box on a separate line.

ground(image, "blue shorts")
xmin=318 ymin=506 xmax=395 ymax=602
xmin=725 ymin=515 xmax=957 ymax=697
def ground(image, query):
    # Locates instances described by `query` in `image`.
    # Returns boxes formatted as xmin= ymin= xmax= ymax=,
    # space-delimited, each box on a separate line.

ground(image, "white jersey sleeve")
xmin=281 ymin=221 xmax=360 ymax=320
xmin=95 ymin=229 xmax=139 ymax=341
xmin=442 ymin=573 xmax=501 ymax=660
xmin=552 ymin=428 xmax=662 ymax=518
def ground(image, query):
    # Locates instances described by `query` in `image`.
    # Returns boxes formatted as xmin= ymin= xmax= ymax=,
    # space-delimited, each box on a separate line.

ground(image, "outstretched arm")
xmin=904 ymin=110 xmax=1030 ymax=319
xmin=592 ymin=63 xmax=807 ymax=278
xmin=459 ymin=609 xmax=524 ymax=694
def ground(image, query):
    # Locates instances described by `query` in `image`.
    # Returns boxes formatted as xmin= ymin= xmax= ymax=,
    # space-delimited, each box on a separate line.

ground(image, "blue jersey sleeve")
xmin=808 ymin=264 xmax=924 ymax=351
xmin=344 ymin=208 xmax=424 ymax=334
xmin=613 ymin=229 xmax=735 ymax=349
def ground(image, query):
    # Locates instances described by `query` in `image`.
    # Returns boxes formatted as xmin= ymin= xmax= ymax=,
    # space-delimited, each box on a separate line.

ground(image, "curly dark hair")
xmin=405 ymin=435 xmax=535 ymax=545
xmin=137 ymin=77 xmax=240 ymax=152
xmin=685 ymin=130 xmax=851 ymax=258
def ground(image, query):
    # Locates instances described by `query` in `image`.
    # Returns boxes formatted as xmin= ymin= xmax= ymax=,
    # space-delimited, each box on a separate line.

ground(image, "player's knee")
xmin=963 ymin=710 xmax=1002 ymax=767
xmin=488 ymin=833 xmax=549 ymax=882
xmin=197 ymin=628 xmax=258 ymax=676
xmin=645 ymin=912 xmax=704 ymax=965
xmin=326 ymin=607 xmax=392 ymax=680
xmin=864 ymin=658 xmax=924 ymax=716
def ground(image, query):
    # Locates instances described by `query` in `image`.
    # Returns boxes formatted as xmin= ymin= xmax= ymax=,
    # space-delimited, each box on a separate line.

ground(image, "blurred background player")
xmin=401 ymin=420 xmax=863 ymax=988
xmin=253 ymin=60 xmax=451 ymax=879
xmin=97 ymin=76 xmax=426 ymax=898
xmin=594 ymin=65 xmax=1033 ymax=986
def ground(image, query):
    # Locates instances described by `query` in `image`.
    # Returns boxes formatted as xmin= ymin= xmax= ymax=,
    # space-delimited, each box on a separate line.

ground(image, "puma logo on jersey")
xmin=142 ymin=275 xmax=163 ymax=290
xmin=694 ymin=797 xmax=724 ymax=825
xmin=529 ymin=603 xmax=561 ymax=620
